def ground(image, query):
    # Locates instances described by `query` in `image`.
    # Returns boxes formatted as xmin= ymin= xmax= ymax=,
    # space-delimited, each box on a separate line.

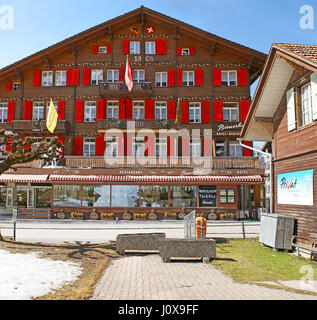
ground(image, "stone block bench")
xmin=116 ymin=233 xmax=166 ymax=255
xmin=159 ymin=238 xmax=216 ymax=263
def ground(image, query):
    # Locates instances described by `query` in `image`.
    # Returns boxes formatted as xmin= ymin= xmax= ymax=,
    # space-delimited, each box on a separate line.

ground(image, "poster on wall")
xmin=277 ymin=169 xmax=314 ymax=206
xmin=199 ymin=186 xmax=217 ymax=207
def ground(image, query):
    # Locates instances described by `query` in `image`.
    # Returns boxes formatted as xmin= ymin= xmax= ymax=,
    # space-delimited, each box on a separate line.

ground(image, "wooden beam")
xmin=15 ymin=68 xmax=23 ymax=82
xmin=70 ymin=42 xmax=77 ymax=57
xmin=254 ymin=116 xmax=273 ymax=122
xmin=108 ymin=25 xmax=112 ymax=39
xmin=250 ymin=67 xmax=263 ymax=82
xmin=258 ymin=121 xmax=274 ymax=137
xmin=246 ymin=55 xmax=255 ymax=71
xmin=210 ymin=40 xmax=217 ymax=56
xmin=43 ymin=54 xmax=51 ymax=69
xmin=282 ymin=57 xmax=304 ymax=75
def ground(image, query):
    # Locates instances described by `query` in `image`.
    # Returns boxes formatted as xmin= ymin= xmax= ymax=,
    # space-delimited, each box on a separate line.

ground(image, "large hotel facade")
xmin=0 ymin=7 xmax=267 ymax=221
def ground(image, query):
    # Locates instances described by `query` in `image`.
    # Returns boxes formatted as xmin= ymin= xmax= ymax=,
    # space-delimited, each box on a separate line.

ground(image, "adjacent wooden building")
xmin=241 ymin=43 xmax=317 ymax=241
xmin=0 ymin=6 xmax=266 ymax=221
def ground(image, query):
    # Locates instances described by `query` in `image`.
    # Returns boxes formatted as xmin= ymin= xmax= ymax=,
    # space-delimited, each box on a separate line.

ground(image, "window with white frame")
xmin=33 ymin=102 xmax=45 ymax=121
xmin=105 ymin=137 xmax=118 ymax=157
xmin=156 ymin=138 xmax=167 ymax=157
xmin=107 ymin=69 xmax=119 ymax=83
xmin=84 ymin=101 xmax=97 ymax=122
xmin=41 ymin=71 xmax=53 ymax=87
xmin=13 ymin=83 xmax=20 ymax=91
xmin=221 ymin=71 xmax=237 ymax=86
xmin=130 ymin=41 xmax=140 ymax=55
xmin=189 ymin=102 xmax=201 ymax=123
xmin=216 ymin=140 xmax=226 ymax=157
xmin=145 ymin=42 xmax=156 ymax=55
xmin=91 ymin=70 xmax=104 ymax=85
xmin=107 ymin=101 xmax=119 ymax=120
xmin=133 ymin=101 xmax=145 ymax=120
xmin=31 ymin=137 xmax=43 ymax=150
xmin=83 ymin=138 xmax=96 ymax=157
xmin=301 ymin=83 xmax=313 ymax=126
xmin=183 ymin=71 xmax=195 ymax=86
xmin=98 ymin=47 xmax=108 ymax=54
xmin=181 ymin=48 xmax=190 ymax=56
xmin=190 ymin=139 xmax=202 ymax=158
xmin=46 ymin=101 xmax=58 ymax=118
xmin=223 ymin=102 xmax=239 ymax=122
xmin=155 ymin=72 xmax=167 ymax=87
xmin=133 ymin=69 xmax=145 ymax=83
xmin=133 ymin=137 xmax=145 ymax=157
xmin=55 ymin=71 xmax=67 ymax=86
xmin=0 ymin=103 xmax=8 ymax=123
xmin=155 ymin=101 xmax=167 ymax=120
xmin=229 ymin=141 xmax=243 ymax=157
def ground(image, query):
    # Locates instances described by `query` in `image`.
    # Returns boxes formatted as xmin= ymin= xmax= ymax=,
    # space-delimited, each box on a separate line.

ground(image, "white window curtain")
xmin=286 ymin=87 xmax=296 ymax=132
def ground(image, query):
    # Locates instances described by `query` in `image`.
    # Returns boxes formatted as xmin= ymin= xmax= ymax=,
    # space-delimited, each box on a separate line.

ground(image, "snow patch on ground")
xmin=0 ymin=249 xmax=82 ymax=300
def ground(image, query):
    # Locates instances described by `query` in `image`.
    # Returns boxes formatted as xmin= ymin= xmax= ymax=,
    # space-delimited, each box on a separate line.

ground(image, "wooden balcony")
xmin=64 ymin=156 xmax=261 ymax=170
xmin=11 ymin=120 xmax=71 ymax=135
xmin=99 ymin=82 xmax=153 ymax=98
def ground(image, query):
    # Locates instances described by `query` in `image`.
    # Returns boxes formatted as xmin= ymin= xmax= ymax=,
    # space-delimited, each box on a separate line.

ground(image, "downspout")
xmin=237 ymin=138 xmax=273 ymax=215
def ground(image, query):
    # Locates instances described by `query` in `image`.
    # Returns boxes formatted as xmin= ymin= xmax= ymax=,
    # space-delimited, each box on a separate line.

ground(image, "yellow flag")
xmin=175 ymin=98 xmax=180 ymax=124
xmin=46 ymin=99 xmax=58 ymax=134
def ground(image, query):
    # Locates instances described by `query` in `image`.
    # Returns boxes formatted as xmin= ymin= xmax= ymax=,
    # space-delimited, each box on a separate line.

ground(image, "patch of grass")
xmin=0 ymin=238 xmax=119 ymax=300
xmin=213 ymin=238 xmax=317 ymax=283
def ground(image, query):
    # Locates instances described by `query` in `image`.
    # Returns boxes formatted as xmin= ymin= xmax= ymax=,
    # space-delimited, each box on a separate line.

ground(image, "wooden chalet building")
xmin=241 ymin=43 xmax=317 ymax=241
xmin=0 ymin=6 xmax=266 ymax=221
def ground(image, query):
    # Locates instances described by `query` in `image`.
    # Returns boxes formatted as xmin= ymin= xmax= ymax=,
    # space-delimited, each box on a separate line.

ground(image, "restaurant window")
xmin=130 ymin=41 xmax=140 ymax=55
xmin=133 ymin=69 xmax=145 ymax=83
xmin=155 ymin=101 xmax=167 ymax=120
xmin=33 ymin=102 xmax=45 ymax=121
xmin=105 ymin=137 xmax=118 ymax=157
xmin=42 ymin=71 xmax=53 ymax=87
xmin=6 ymin=188 xmax=13 ymax=207
xmin=91 ymin=70 xmax=104 ymax=85
xmin=223 ymin=103 xmax=239 ymax=122
xmin=35 ymin=187 xmax=52 ymax=208
xmin=221 ymin=71 xmax=237 ymax=86
xmin=301 ymin=83 xmax=313 ymax=126
xmin=0 ymin=186 xmax=7 ymax=208
xmin=107 ymin=101 xmax=119 ymax=120
xmin=81 ymin=185 xmax=110 ymax=207
xmin=83 ymin=138 xmax=96 ymax=157
xmin=216 ymin=140 xmax=226 ymax=157
xmin=183 ymin=71 xmax=195 ymax=86
xmin=55 ymin=71 xmax=67 ymax=86
xmin=53 ymin=185 xmax=82 ymax=207
xmin=111 ymin=185 xmax=139 ymax=207
xmin=84 ymin=101 xmax=97 ymax=122
xmin=17 ymin=186 xmax=28 ymax=208
xmin=156 ymin=138 xmax=167 ymax=157
xmin=141 ymin=186 xmax=169 ymax=208
xmin=189 ymin=102 xmax=201 ymax=123
xmin=229 ymin=141 xmax=242 ymax=157
xmin=155 ymin=72 xmax=167 ymax=87
xmin=145 ymin=42 xmax=156 ymax=55
xmin=0 ymin=103 xmax=8 ymax=123
xmin=133 ymin=101 xmax=145 ymax=120
xmin=170 ymin=186 xmax=197 ymax=207
xmin=107 ymin=70 xmax=119 ymax=83
xmin=219 ymin=189 xmax=235 ymax=204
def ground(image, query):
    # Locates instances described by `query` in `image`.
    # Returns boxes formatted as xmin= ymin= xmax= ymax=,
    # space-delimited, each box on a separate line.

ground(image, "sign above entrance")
xmin=199 ymin=186 xmax=217 ymax=207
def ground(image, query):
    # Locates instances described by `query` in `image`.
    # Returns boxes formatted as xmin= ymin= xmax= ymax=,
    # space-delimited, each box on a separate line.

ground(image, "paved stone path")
xmin=92 ymin=254 xmax=317 ymax=300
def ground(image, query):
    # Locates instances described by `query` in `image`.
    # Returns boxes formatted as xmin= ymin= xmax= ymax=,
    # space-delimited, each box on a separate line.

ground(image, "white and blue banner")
xmin=277 ymin=169 xmax=314 ymax=206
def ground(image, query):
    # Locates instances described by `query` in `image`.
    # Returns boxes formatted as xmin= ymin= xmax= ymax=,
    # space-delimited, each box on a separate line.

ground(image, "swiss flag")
xmin=125 ymin=55 xmax=133 ymax=92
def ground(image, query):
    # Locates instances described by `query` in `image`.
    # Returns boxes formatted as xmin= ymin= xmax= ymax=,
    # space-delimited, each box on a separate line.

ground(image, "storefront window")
xmin=17 ymin=186 xmax=28 ymax=208
xmin=112 ymin=185 xmax=139 ymax=207
xmin=140 ymin=186 xmax=168 ymax=207
xmin=0 ymin=186 xmax=6 ymax=208
xmin=171 ymin=186 xmax=197 ymax=207
xmin=219 ymin=189 xmax=235 ymax=204
xmin=82 ymin=186 xmax=110 ymax=207
xmin=35 ymin=187 xmax=52 ymax=208
xmin=53 ymin=185 xmax=81 ymax=207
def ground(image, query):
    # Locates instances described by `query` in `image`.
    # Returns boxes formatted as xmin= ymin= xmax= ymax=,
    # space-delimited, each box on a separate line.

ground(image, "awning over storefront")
xmin=49 ymin=174 xmax=263 ymax=184
xmin=0 ymin=174 xmax=49 ymax=183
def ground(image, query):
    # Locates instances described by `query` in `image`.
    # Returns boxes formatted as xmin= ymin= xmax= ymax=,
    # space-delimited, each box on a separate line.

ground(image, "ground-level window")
xmin=53 ymin=185 xmax=82 ymax=207
xmin=17 ymin=186 xmax=28 ymax=208
xmin=81 ymin=185 xmax=111 ymax=207
xmin=111 ymin=185 xmax=139 ymax=207
xmin=140 ymin=186 xmax=169 ymax=208
xmin=35 ymin=187 xmax=52 ymax=208
xmin=219 ymin=189 xmax=235 ymax=204
xmin=170 ymin=186 xmax=197 ymax=207
xmin=0 ymin=186 xmax=6 ymax=208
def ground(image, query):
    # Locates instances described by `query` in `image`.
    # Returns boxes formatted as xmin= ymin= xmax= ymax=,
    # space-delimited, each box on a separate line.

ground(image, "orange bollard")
xmin=196 ymin=217 xmax=207 ymax=239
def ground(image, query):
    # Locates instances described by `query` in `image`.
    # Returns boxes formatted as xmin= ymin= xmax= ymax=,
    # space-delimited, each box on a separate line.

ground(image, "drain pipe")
xmin=237 ymin=138 xmax=273 ymax=215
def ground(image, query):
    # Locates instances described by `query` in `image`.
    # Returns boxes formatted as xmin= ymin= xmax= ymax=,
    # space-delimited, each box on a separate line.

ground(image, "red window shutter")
xmin=201 ymin=101 xmax=210 ymax=123
xmin=145 ymin=99 xmax=155 ymax=120
xmin=124 ymin=136 xmax=132 ymax=157
xmin=177 ymin=70 xmax=183 ymax=87
xmin=238 ymin=69 xmax=248 ymax=86
xmin=119 ymin=68 xmax=125 ymax=82
xmin=74 ymin=137 xmax=83 ymax=156
xmin=23 ymin=137 xmax=31 ymax=151
xmin=182 ymin=137 xmax=190 ymax=157
xmin=190 ymin=47 xmax=195 ymax=56
xmin=93 ymin=45 xmax=99 ymax=54
xmin=240 ymin=100 xmax=250 ymax=122
xmin=107 ymin=45 xmax=112 ymax=54
xmin=214 ymin=101 xmax=223 ymax=122
xmin=6 ymin=139 xmax=13 ymax=153
xmin=83 ymin=68 xmax=91 ymax=85
xmin=34 ymin=70 xmax=41 ymax=87
xmin=6 ymin=81 xmax=12 ymax=91
xmin=57 ymin=137 xmax=64 ymax=158
xmin=96 ymin=136 xmax=105 ymax=157
xmin=76 ymin=100 xmax=84 ymax=122
xmin=182 ymin=101 xmax=189 ymax=124
xmin=156 ymin=40 xmax=167 ymax=54
xmin=213 ymin=69 xmax=222 ymax=86
xmin=97 ymin=99 xmax=106 ymax=121
xmin=58 ymin=100 xmax=65 ymax=120
xmin=202 ymin=137 xmax=211 ymax=157
xmin=195 ymin=69 xmax=203 ymax=86
xmin=7 ymin=101 xmax=15 ymax=123
xmin=167 ymin=136 xmax=175 ymax=157
xmin=72 ymin=69 xmax=79 ymax=86
xmin=119 ymin=99 xmax=125 ymax=119
xmin=118 ymin=136 xmax=124 ymax=157
xmin=123 ymin=40 xmax=130 ymax=54
xmin=145 ymin=136 xmax=155 ymax=157
xmin=168 ymin=100 xmax=175 ymax=120
xmin=24 ymin=100 xmax=32 ymax=121
xmin=243 ymin=141 xmax=252 ymax=157
xmin=176 ymin=48 xmax=182 ymax=56
xmin=168 ymin=70 xmax=175 ymax=87
xmin=67 ymin=69 xmax=73 ymax=86
xmin=125 ymin=99 xmax=132 ymax=120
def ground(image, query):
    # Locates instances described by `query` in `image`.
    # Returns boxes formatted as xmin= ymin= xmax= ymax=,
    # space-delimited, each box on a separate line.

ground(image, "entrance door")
xmin=239 ymin=185 xmax=249 ymax=219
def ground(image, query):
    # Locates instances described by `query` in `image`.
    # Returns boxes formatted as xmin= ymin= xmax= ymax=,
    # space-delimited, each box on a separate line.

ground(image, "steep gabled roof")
xmin=0 ymin=6 xmax=266 ymax=79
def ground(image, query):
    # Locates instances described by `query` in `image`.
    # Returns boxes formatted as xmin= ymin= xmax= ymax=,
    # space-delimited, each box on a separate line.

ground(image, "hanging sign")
xmin=199 ymin=186 xmax=217 ymax=207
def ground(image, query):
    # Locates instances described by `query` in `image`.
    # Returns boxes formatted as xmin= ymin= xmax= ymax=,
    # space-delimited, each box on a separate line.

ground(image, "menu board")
xmin=199 ymin=186 xmax=217 ymax=207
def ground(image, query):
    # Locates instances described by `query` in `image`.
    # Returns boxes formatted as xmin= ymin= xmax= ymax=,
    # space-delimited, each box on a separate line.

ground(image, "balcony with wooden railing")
xmin=11 ymin=120 xmax=71 ymax=135
xmin=99 ymin=82 xmax=153 ymax=98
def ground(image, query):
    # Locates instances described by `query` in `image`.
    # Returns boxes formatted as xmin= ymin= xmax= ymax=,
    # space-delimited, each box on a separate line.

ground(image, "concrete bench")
xmin=116 ymin=233 xmax=166 ymax=255
xmin=159 ymin=238 xmax=216 ymax=263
